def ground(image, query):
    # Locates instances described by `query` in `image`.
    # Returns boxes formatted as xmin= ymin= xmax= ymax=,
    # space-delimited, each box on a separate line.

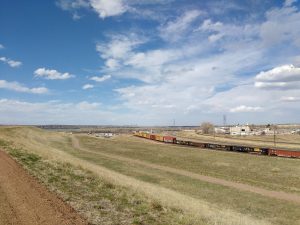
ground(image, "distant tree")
xmin=249 ymin=124 xmax=255 ymax=131
xmin=200 ymin=122 xmax=215 ymax=134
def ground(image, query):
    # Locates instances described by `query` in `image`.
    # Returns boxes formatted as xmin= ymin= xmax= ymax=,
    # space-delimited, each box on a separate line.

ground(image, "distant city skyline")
xmin=1 ymin=0 xmax=300 ymax=125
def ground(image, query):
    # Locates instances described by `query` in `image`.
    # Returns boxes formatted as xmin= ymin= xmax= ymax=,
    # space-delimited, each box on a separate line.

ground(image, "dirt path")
xmin=72 ymin=135 xmax=300 ymax=204
xmin=0 ymin=150 xmax=88 ymax=225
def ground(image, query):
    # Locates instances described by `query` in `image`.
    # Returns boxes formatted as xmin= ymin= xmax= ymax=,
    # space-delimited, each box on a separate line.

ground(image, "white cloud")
xmin=0 ymin=99 xmax=119 ymax=125
xmin=284 ymin=0 xmax=297 ymax=7
xmin=90 ymin=0 xmax=127 ymax=18
xmin=82 ymin=84 xmax=94 ymax=90
xmin=230 ymin=105 xmax=262 ymax=113
xmin=159 ymin=9 xmax=202 ymax=42
xmin=76 ymin=101 xmax=100 ymax=110
xmin=200 ymin=19 xmax=223 ymax=31
xmin=260 ymin=4 xmax=300 ymax=47
xmin=105 ymin=58 xmax=119 ymax=69
xmin=34 ymin=68 xmax=74 ymax=80
xmin=54 ymin=2 xmax=300 ymax=124
xmin=56 ymin=0 xmax=127 ymax=19
xmin=280 ymin=96 xmax=300 ymax=102
xmin=0 ymin=44 xmax=4 ymax=49
xmin=0 ymin=80 xmax=48 ymax=94
xmin=56 ymin=0 xmax=89 ymax=10
xmin=197 ymin=19 xmax=259 ymax=44
xmin=56 ymin=0 xmax=175 ymax=20
xmin=0 ymin=57 xmax=22 ymax=68
xmin=90 ymin=74 xmax=111 ymax=82
xmin=96 ymin=35 xmax=144 ymax=60
xmin=255 ymin=65 xmax=300 ymax=89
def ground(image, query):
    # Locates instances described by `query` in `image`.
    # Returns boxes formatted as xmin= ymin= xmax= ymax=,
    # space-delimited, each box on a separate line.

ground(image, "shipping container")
xmin=163 ymin=136 xmax=176 ymax=143
xmin=150 ymin=134 xmax=156 ymax=140
xmin=155 ymin=135 xmax=164 ymax=142
xmin=269 ymin=149 xmax=300 ymax=158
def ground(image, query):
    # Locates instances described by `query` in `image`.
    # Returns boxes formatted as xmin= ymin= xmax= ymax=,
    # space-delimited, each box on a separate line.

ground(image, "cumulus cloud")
xmin=255 ymin=65 xmax=300 ymax=89
xmin=0 ymin=57 xmax=22 ymax=68
xmin=56 ymin=0 xmax=127 ymax=19
xmin=0 ymin=80 xmax=48 ymax=94
xmin=82 ymin=84 xmax=94 ymax=89
xmin=56 ymin=0 xmax=177 ymax=20
xmin=57 ymin=0 xmax=300 ymax=124
xmin=230 ymin=105 xmax=262 ymax=113
xmin=34 ymin=68 xmax=74 ymax=80
xmin=90 ymin=0 xmax=127 ymax=18
xmin=90 ymin=74 xmax=111 ymax=82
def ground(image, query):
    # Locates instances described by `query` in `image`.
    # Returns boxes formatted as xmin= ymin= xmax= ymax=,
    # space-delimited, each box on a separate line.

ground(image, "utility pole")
xmin=273 ymin=125 xmax=277 ymax=147
xmin=223 ymin=114 xmax=227 ymax=127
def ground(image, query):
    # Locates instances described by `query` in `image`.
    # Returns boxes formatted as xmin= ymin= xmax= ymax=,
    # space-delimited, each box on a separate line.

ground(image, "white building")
xmin=230 ymin=125 xmax=251 ymax=136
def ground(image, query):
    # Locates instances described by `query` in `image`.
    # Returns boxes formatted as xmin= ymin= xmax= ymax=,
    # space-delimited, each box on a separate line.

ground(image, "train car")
xmin=231 ymin=145 xmax=250 ymax=153
xmin=268 ymin=149 xmax=300 ymax=158
xmin=260 ymin=148 xmax=269 ymax=155
xmin=155 ymin=135 xmax=164 ymax=142
xmin=175 ymin=139 xmax=192 ymax=146
xmin=150 ymin=134 xmax=156 ymax=140
xmin=190 ymin=142 xmax=206 ymax=148
xmin=163 ymin=136 xmax=176 ymax=143
xmin=135 ymin=132 xmax=143 ymax=137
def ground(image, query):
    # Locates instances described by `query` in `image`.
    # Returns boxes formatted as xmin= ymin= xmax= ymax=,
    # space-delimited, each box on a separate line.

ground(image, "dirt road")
xmin=0 ymin=150 xmax=87 ymax=225
xmin=72 ymin=135 xmax=300 ymax=204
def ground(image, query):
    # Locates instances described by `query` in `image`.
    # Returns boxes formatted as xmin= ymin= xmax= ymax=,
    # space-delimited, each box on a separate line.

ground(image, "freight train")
xmin=134 ymin=131 xmax=300 ymax=159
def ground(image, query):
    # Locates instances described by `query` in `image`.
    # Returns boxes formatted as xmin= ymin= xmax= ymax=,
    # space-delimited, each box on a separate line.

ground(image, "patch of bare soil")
xmin=0 ymin=150 xmax=88 ymax=225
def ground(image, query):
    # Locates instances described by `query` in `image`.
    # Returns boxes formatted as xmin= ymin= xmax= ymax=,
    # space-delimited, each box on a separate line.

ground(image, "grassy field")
xmin=0 ymin=126 xmax=299 ymax=225
xmin=177 ymin=131 xmax=300 ymax=149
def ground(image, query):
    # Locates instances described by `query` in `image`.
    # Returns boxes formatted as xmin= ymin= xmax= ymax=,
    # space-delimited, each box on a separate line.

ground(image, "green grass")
xmin=77 ymin=135 xmax=300 ymax=195
xmin=2 ymin=145 xmax=198 ymax=225
xmin=57 ymin=137 xmax=300 ymax=225
xmin=1 ymin=127 xmax=300 ymax=225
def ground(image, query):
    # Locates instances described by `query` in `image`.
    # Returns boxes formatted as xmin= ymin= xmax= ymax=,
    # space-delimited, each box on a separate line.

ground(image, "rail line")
xmin=134 ymin=132 xmax=300 ymax=159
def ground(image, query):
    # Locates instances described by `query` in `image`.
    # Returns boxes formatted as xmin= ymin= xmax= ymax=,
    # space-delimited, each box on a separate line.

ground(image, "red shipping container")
xmin=150 ymin=135 xmax=156 ymax=140
xmin=269 ymin=149 xmax=300 ymax=158
xmin=163 ymin=136 xmax=176 ymax=143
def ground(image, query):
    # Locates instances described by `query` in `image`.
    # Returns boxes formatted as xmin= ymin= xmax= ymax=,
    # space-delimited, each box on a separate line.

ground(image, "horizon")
xmin=1 ymin=0 xmax=300 ymax=125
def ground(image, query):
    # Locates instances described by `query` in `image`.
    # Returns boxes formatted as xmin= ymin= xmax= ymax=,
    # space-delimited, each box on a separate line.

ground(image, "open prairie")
xmin=0 ymin=126 xmax=300 ymax=225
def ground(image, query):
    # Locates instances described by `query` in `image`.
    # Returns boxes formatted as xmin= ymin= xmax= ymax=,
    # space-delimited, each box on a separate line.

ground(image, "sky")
xmin=1 ymin=0 xmax=300 ymax=126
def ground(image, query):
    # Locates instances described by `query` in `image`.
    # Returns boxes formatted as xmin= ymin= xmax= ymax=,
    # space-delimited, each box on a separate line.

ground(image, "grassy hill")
xmin=0 ymin=126 xmax=299 ymax=225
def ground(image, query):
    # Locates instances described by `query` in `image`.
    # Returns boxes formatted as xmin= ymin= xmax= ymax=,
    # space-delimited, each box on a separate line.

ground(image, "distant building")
xmin=230 ymin=125 xmax=251 ymax=136
xmin=214 ymin=127 xmax=229 ymax=134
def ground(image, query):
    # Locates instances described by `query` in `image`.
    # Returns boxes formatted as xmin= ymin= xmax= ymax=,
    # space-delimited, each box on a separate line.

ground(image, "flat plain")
xmin=0 ymin=126 xmax=299 ymax=225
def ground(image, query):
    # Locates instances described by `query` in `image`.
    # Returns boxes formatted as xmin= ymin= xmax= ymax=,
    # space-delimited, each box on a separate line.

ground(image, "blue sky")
xmin=1 ymin=0 xmax=300 ymax=125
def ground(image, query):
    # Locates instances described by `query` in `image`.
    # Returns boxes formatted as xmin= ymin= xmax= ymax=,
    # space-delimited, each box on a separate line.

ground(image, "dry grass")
xmin=77 ymin=134 xmax=300 ymax=195
xmin=1 ymin=127 xmax=299 ymax=225
xmin=177 ymin=131 xmax=300 ymax=149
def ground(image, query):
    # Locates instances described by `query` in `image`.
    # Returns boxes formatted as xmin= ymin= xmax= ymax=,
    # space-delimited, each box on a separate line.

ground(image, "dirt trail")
xmin=0 ymin=150 xmax=88 ymax=225
xmin=72 ymin=135 xmax=300 ymax=204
